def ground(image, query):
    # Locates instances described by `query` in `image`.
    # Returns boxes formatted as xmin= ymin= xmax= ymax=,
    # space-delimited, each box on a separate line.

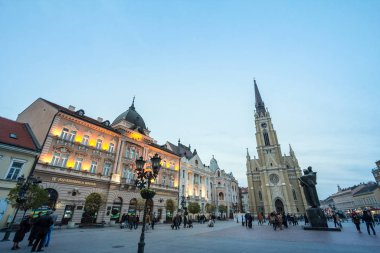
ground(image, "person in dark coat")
xmin=11 ymin=215 xmax=32 ymax=250
xmin=362 ymin=210 xmax=376 ymax=235
xmin=28 ymin=212 xmax=42 ymax=246
xmin=31 ymin=213 xmax=54 ymax=252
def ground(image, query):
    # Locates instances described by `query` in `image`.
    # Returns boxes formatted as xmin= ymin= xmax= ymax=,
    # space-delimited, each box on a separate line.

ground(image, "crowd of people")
xmin=11 ymin=209 xmax=57 ymax=252
xmin=119 ymin=214 xmax=141 ymax=230
xmin=240 ymin=212 xmax=302 ymax=230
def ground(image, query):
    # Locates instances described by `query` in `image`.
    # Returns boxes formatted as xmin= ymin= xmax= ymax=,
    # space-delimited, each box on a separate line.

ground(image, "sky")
xmin=0 ymin=1 xmax=379 ymax=199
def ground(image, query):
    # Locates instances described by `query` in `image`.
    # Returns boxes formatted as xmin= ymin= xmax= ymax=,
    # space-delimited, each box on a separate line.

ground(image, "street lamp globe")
xmin=136 ymin=156 xmax=146 ymax=171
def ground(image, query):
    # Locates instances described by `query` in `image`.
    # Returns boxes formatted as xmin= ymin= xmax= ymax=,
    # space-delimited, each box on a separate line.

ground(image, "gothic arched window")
xmin=263 ymin=132 xmax=270 ymax=146
xmin=292 ymin=189 xmax=297 ymax=200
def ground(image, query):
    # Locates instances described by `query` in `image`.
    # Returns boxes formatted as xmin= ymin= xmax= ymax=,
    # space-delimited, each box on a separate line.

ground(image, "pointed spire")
xmin=130 ymin=96 xmax=136 ymax=110
xmin=254 ymin=79 xmax=266 ymax=115
xmin=289 ymin=144 xmax=295 ymax=157
xmin=246 ymin=148 xmax=251 ymax=160
xmin=178 ymin=138 xmax=181 ymax=145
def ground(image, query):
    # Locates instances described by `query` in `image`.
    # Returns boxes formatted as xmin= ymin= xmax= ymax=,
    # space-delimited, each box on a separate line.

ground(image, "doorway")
xmin=275 ymin=199 xmax=284 ymax=213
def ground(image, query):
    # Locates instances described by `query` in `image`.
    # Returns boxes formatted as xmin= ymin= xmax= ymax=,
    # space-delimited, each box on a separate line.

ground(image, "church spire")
xmin=130 ymin=96 xmax=136 ymax=110
xmin=246 ymin=148 xmax=251 ymax=160
xmin=289 ymin=144 xmax=295 ymax=157
xmin=254 ymin=79 xmax=266 ymax=115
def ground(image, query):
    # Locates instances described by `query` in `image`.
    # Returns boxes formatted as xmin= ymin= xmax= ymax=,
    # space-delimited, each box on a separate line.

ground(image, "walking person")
xmin=351 ymin=212 xmax=361 ymax=233
xmin=151 ymin=214 xmax=155 ymax=230
xmin=28 ymin=212 xmax=42 ymax=247
xmin=11 ymin=215 xmax=32 ymax=250
xmin=31 ymin=212 xmax=54 ymax=252
xmin=44 ymin=209 xmax=58 ymax=248
xmin=134 ymin=215 xmax=139 ymax=229
xmin=362 ymin=210 xmax=376 ymax=235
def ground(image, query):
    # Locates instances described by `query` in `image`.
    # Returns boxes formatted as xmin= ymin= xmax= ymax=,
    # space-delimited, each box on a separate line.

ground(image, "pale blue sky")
xmin=1 ymin=1 xmax=379 ymax=198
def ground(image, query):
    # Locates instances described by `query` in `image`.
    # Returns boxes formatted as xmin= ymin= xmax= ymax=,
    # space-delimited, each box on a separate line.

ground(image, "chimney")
xmin=68 ymin=105 xmax=76 ymax=111
xmin=97 ymin=117 xmax=103 ymax=122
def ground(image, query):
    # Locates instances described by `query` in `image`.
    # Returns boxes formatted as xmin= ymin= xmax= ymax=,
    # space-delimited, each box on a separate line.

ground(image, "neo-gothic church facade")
xmin=246 ymin=81 xmax=307 ymax=215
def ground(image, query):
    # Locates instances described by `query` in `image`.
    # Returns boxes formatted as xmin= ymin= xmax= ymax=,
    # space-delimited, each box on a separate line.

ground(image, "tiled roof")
xmin=0 ymin=116 xmax=40 ymax=152
xmin=353 ymin=183 xmax=379 ymax=196
xmin=166 ymin=142 xmax=194 ymax=159
xmin=149 ymin=142 xmax=180 ymax=157
xmin=41 ymin=98 xmax=119 ymax=134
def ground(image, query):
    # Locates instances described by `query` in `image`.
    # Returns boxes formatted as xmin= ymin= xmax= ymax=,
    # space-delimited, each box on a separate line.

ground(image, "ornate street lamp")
xmin=135 ymin=154 xmax=161 ymax=253
xmin=2 ymin=174 xmax=42 ymax=241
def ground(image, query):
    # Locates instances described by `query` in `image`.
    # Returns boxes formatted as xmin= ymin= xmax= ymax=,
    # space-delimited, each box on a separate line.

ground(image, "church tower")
xmin=246 ymin=80 xmax=307 ymax=215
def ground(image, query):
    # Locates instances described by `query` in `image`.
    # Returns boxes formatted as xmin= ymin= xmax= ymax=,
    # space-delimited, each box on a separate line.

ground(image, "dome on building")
xmin=209 ymin=155 xmax=219 ymax=171
xmin=113 ymin=98 xmax=147 ymax=131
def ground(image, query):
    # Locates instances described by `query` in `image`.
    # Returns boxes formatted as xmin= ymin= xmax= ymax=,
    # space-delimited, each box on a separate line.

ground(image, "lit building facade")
xmin=17 ymin=98 xmax=179 ymax=224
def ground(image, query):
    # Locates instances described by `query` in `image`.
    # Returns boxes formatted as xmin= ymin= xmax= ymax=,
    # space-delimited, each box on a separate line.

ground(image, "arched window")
xmin=263 ymin=132 xmax=270 ymax=146
xmin=292 ymin=189 xmax=297 ymax=200
xmin=217 ymin=171 xmax=220 ymax=177
xmin=45 ymin=188 xmax=58 ymax=209
xmin=218 ymin=192 xmax=224 ymax=201
xmin=258 ymin=191 xmax=263 ymax=201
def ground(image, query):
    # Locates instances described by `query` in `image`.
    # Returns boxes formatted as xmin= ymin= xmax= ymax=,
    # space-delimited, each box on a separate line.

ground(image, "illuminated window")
xmin=60 ymin=128 xmax=69 ymax=140
xmin=51 ymin=152 xmax=61 ymax=166
xmin=103 ymin=162 xmax=111 ymax=176
xmin=51 ymin=152 xmax=68 ymax=167
xmin=90 ymin=161 xmax=97 ymax=173
xmin=61 ymin=154 xmax=69 ymax=167
xmin=96 ymin=139 xmax=102 ymax=150
xmin=6 ymin=160 xmax=24 ymax=180
xmin=109 ymin=143 xmax=115 ymax=153
xmin=74 ymin=158 xmax=83 ymax=170
xmin=82 ymin=135 xmax=89 ymax=146
xmin=68 ymin=130 xmax=76 ymax=142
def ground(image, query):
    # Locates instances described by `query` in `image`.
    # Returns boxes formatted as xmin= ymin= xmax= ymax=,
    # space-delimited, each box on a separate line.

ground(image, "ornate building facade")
xmin=246 ymin=81 xmax=307 ymax=216
xmin=165 ymin=141 xmax=239 ymax=218
xmin=17 ymin=98 xmax=180 ymax=224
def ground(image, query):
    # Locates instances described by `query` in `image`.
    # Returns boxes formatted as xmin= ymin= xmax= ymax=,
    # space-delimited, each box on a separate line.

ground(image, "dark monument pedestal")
xmin=303 ymin=208 xmax=341 ymax=232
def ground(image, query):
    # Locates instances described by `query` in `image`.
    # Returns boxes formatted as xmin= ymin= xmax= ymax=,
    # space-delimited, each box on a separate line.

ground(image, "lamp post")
xmin=2 ymin=174 xmax=42 ymax=241
xmin=135 ymin=154 xmax=161 ymax=253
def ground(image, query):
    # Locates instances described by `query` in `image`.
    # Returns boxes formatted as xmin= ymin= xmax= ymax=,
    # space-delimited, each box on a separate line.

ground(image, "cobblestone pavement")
xmin=0 ymin=220 xmax=378 ymax=253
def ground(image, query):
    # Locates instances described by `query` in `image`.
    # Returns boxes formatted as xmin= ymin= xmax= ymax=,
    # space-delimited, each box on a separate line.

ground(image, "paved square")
xmin=1 ymin=220 xmax=378 ymax=253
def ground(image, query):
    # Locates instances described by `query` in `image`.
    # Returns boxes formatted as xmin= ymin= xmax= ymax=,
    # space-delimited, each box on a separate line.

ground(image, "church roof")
xmin=112 ymin=98 xmax=147 ymax=134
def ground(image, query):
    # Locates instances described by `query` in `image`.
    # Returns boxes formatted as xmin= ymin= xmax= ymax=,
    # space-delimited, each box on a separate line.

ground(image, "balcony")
xmin=37 ymin=162 xmax=111 ymax=181
xmin=51 ymin=135 xmax=116 ymax=158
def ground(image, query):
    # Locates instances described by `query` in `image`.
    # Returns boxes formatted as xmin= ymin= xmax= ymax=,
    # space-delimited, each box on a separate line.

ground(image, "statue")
xmin=299 ymin=166 xmax=320 ymax=208
xmin=298 ymin=166 xmax=330 ymax=229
